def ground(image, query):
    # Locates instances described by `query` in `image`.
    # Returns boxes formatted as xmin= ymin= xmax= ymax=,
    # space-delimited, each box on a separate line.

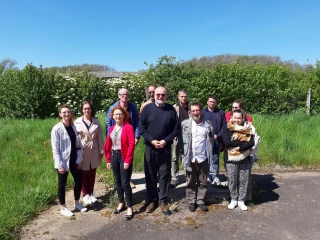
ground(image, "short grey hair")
xmin=118 ymin=88 xmax=129 ymax=94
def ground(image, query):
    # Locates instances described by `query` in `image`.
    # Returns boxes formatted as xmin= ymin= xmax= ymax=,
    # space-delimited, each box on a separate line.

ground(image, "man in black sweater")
xmin=139 ymin=86 xmax=179 ymax=216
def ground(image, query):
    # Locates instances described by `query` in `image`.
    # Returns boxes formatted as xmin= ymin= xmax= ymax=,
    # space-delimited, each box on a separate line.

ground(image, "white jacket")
xmin=51 ymin=122 xmax=83 ymax=171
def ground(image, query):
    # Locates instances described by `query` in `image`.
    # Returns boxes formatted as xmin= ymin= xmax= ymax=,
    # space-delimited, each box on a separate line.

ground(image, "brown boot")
xmin=159 ymin=202 xmax=172 ymax=216
xmin=146 ymin=202 xmax=158 ymax=213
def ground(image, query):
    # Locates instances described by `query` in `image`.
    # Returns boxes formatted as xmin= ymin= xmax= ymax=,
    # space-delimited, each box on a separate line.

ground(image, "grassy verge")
xmin=252 ymin=111 xmax=320 ymax=168
xmin=0 ymin=118 xmax=57 ymax=239
xmin=1 ymin=111 xmax=319 ymax=239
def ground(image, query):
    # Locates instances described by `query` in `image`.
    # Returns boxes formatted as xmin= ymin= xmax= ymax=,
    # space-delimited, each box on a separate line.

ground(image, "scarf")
xmin=227 ymin=121 xmax=255 ymax=162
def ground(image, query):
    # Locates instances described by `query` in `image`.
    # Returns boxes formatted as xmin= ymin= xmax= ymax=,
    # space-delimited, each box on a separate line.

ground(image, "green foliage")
xmin=133 ymin=56 xmax=320 ymax=114
xmin=53 ymin=70 xmax=107 ymax=115
xmin=0 ymin=56 xmax=320 ymax=119
xmin=0 ymin=65 xmax=57 ymax=118
xmin=46 ymin=63 xmax=115 ymax=72
xmin=187 ymin=54 xmax=310 ymax=72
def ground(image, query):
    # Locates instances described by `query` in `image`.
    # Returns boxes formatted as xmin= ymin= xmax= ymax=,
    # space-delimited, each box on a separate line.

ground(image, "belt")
xmin=112 ymin=149 xmax=121 ymax=153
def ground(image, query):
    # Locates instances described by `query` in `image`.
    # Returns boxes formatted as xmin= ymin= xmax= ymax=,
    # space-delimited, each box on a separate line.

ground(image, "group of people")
xmin=51 ymin=102 xmax=104 ymax=217
xmin=51 ymin=84 xmax=259 ymax=220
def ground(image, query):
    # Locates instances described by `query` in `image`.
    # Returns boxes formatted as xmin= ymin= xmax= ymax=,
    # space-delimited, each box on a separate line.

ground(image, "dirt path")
xmin=21 ymin=171 xmax=320 ymax=240
xmin=20 ymin=172 xmax=229 ymax=239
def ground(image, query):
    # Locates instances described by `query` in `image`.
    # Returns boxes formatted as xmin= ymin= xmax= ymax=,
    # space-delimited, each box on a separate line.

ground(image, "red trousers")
xmin=82 ymin=166 xmax=97 ymax=196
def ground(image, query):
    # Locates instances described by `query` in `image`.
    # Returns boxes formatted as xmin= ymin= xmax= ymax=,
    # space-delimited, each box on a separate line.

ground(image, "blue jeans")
xmin=209 ymin=140 xmax=221 ymax=179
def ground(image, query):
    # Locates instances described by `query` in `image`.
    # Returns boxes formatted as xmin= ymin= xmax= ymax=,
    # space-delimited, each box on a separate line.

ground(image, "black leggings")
xmin=111 ymin=150 xmax=133 ymax=207
xmin=57 ymin=153 xmax=82 ymax=205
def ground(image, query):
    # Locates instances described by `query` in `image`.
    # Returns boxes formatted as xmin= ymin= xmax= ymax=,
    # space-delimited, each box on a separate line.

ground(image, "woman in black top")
xmin=51 ymin=104 xmax=87 ymax=217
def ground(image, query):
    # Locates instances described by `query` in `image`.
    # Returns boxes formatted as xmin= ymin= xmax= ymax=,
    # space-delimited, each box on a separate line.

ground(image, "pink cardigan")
xmin=104 ymin=123 xmax=135 ymax=165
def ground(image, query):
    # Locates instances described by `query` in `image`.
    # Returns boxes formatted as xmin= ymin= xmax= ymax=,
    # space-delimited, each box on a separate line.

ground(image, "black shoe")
xmin=160 ymin=202 xmax=172 ymax=216
xmin=162 ymin=210 xmax=172 ymax=216
xmin=125 ymin=214 xmax=133 ymax=221
xmin=198 ymin=204 xmax=208 ymax=212
xmin=169 ymin=180 xmax=179 ymax=188
xmin=188 ymin=203 xmax=196 ymax=212
xmin=113 ymin=205 xmax=126 ymax=214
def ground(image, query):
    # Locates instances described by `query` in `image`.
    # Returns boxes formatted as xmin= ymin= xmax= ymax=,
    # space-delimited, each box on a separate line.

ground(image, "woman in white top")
xmin=51 ymin=104 xmax=87 ymax=217
xmin=75 ymin=101 xmax=104 ymax=205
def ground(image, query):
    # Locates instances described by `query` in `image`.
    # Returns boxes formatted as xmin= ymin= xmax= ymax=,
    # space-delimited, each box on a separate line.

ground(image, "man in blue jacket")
xmin=106 ymin=88 xmax=140 ymax=189
xmin=106 ymin=88 xmax=140 ymax=144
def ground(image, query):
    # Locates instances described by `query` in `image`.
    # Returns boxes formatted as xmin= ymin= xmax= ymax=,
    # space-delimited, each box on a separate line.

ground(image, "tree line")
xmin=0 ymin=55 xmax=319 ymax=119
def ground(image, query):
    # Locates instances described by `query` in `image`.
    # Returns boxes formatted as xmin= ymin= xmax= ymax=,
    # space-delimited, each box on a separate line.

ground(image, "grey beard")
xmin=192 ymin=116 xmax=201 ymax=122
xmin=155 ymin=99 xmax=166 ymax=106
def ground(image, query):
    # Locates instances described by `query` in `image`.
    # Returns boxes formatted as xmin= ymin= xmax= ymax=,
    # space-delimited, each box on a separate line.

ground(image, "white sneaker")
xmin=228 ymin=200 xmax=238 ymax=210
xmin=213 ymin=177 xmax=221 ymax=185
xmin=90 ymin=194 xmax=97 ymax=203
xmin=83 ymin=194 xmax=92 ymax=206
xmin=60 ymin=207 xmax=74 ymax=217
xmin=207 ymin=177 xmax=212 ymax=184
xmin=238 ymin=201 xmax=248 ymax=211
xmin=75 ymin=203 xmax=88 ymax=212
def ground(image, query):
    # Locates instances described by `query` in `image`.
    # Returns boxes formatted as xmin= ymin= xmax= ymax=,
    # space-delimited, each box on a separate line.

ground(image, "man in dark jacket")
xmin=203 ymin=95 xmax=226 ymax=185
xmin=170 ymin=89 xmax=189 ymax=188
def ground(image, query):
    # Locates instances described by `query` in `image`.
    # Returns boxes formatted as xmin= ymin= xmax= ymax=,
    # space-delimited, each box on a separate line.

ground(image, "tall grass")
xmin=1 ymin=111 xmax=320 ymax=239
xmin=252 ymin=111 xmax=320 ymax=168
xmin=0 ymin=118 xmax=56 ymax=239
xmin=131 ymin=111 xmax=320 ymax=170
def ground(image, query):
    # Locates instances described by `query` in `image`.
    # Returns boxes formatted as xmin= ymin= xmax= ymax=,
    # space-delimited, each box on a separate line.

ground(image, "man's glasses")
xmin=156 ymin=94 xmax=166 ymax=97
xmin=119 ymin=93 xmax=128 ymax=96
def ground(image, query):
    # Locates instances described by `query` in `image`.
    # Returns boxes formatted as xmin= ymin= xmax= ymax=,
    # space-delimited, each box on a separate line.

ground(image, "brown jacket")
xmin=140 ymin=99 xmax=154 ymax=113
xmin=75 ymin=117 xmax=104 ymax=170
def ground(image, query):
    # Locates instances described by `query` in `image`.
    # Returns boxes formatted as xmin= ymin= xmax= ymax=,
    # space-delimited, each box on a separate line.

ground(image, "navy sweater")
xmin=139 ymin=103 xmax=179 ymax=149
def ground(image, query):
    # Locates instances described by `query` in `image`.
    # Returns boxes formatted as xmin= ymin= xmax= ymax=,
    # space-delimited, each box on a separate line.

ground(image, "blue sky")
xmin=0 ymin=0 xmax=319 ymax=71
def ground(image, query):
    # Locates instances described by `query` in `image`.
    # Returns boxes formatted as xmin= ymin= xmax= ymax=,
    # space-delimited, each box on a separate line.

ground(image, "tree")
xmin=46 ymin=64 xmax=116 ymax=72
xmin=0 ymin=58 xmax=18 ymax=71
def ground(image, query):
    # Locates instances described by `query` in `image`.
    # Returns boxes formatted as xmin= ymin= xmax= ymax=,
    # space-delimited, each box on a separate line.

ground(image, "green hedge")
xmin=1 ymin=56 xmax=320 ymax=118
